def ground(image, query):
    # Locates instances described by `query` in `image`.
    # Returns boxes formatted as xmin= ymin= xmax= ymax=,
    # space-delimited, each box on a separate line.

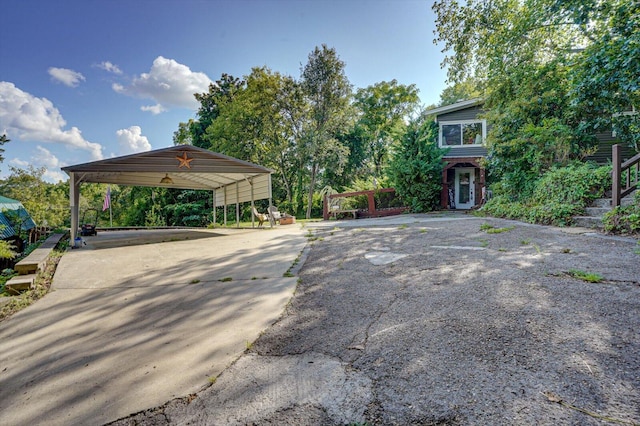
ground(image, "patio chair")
xmin=251 ymin=206 xmax=268 ymax=227
xmin=267 ymin=206 xmax=282 ymax=225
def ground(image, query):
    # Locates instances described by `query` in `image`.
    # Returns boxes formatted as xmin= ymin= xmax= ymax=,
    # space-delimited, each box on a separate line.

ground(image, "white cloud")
xmin=34 ymin=146 xmax=67 ymax=182
xmin=116 ymin=126 xmax=152 ymax=155
xmin=33 ymin=145 xmax=63 ymax=168
xmin=140 ymin=104 xmax=166 ymax=115
xmin=96 ymin=61 xmax=123 ymax=75
xmin=48 ymin=67 xmax=86 ymax=87
xmin=0 ymin=81 xmax=104 ymax=160
xmin=9 ymin=158 xmax=30 ymax=167
xmin=113 ymin=56 xmax=212 ymax=112
xmin=8 ymin=146 xmax=68 ymax=183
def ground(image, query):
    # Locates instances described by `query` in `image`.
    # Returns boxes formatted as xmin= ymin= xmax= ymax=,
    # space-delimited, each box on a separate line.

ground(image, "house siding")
xmin=438 ymin=105 xmax=485 ymax=122
xmin=586 ymin=132 xmax=638 ymax=164
xmin=443 ymin=146 xmax=488 ymax=158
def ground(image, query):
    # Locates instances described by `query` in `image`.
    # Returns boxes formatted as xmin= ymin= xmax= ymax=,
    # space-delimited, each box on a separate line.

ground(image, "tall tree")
xmin=438 ymin=79 xmax=483 ymax=106
xmin=173 ymin=74 xmax=245 ymax=148
xmin=388 ymin=116 xmax=446 ymax=212
xmin=206 ymin=67 xmax=307 ymax=211
xmin=0 ymin=134 xmax=9 ymax=168
xmin=432 ymin=0 xmax=637 ymax=198
xmin=353 ymin=80 xmax=420 ymax=180
xmin=567 ymin=0 xmax=640 ymax=151
xmin=300 ymin=44 xmax=352 ymax=218
xmin=0 ymin=166 xmax=68 ymax=229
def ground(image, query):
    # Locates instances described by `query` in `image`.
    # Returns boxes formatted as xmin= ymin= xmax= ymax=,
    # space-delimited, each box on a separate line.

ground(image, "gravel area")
xmin=112 ymin=215 xmax=640 ymax=425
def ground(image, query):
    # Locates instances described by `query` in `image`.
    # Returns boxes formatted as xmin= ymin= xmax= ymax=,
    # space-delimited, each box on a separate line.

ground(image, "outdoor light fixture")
xmin=160 ymin=173 xmax=174 ymax=184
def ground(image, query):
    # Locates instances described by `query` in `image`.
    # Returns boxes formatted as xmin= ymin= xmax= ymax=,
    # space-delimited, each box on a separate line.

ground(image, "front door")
xmin=455 ymin=168 xmax=475 ymax=209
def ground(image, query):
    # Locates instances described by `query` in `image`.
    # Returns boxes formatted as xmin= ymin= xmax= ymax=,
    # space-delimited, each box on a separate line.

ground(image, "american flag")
xmin=102 ymin=186 xmax=111 ymax=211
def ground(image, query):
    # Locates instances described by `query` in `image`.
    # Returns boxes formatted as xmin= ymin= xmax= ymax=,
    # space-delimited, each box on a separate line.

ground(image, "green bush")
xmin=482 ymin=162 xmax=611 ymax=226
xmin=531 ymin=162 xmax=611 ymax=205
xmin=603 ymin=192 xmax=640 ymax=234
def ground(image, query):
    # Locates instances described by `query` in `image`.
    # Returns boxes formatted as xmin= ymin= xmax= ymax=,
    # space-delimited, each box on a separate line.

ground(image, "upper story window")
xmin=439 ymin=120 xmax=486 ymax=147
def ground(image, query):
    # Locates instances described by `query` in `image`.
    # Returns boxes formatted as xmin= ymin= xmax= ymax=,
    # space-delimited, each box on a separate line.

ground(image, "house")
xmin=424 ymin=99 xmax=637 ymax=210
xmin=423 ymin=98 xmax=488 ymax=210
xmin=0 ymin=196 xmax=37 ymax=252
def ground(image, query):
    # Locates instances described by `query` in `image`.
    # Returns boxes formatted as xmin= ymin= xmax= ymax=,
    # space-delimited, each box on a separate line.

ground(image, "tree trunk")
xmin=306 ymin=163 xmax=318 ymax=219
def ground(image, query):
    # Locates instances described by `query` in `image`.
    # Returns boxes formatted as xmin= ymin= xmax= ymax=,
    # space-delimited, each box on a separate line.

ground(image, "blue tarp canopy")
xmin=0 ymin=195 xmax=36 ymax=239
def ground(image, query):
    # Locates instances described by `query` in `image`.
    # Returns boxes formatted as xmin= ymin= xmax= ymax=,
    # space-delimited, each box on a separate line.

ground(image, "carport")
xmin=62 ymin=145 xmax=273 ymax=241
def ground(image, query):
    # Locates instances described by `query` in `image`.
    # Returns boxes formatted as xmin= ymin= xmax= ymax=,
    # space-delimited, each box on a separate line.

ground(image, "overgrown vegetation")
xmin=387 ymin=117 xmax=447 ymax=212
xmin=0 ymin=245 xmax=65 ymax=321
xmin=603 ymin=191 xmax=640 ymax=234
xmin=481 ymin=163 xmax=612 ymax=226
xmin=434 ymin=0 xmax=639 ymax=228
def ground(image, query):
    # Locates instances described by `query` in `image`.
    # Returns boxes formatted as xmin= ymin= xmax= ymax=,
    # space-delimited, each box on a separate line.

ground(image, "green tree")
xmin=0 ymin=134 xmax=9 ymax=167
xmin=387 ymin=116 xmax=446 ymax=212
xmin=438 ymin=79 xmax=483 ymax=106
xmin=173 ymin=74 xmax=246 ymax=148
xmin=300 ymin=44 xmax=353 ymax=218
xmin=568 ymin=0 xmax=640 ymax=151
xmin=0 ymin=166 xmax=68 ymax=228
xmin=205 ymin=67 xmax=305 ymax=210
xmin=353 ymin=80 xmax=420 ymax=180
xmin=432 ymin=0 xmax=630 ymax=199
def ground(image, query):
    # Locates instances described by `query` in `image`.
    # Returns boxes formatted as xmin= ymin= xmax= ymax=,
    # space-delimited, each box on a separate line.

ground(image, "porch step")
xmin=585 ymin=207 xmax=610 ymax=217
xmin=573 ymin=216 xmax=604 ymax=229
xmin=591 ymin=197 xmax=635 ymax=208
xmin=572 ymin=195 xmax=636 ymax=230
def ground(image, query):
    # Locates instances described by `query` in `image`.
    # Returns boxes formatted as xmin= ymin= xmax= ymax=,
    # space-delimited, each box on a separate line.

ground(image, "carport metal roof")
xmin=63 ymin=145 xmax=273 ymax=240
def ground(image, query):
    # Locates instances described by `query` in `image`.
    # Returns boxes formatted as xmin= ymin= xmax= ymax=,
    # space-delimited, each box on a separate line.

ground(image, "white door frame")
xmin=454 ymin=168 xmax=475 ymax=209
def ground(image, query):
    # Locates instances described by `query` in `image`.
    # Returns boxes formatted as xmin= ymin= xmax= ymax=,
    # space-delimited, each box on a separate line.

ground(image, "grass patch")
xmin=477 ymin=238 xmax=489 ymax=248
xmin=218 ymin=277 xmax=233 ymax=282
xmin=480 ymin=223 xmax=515 ymax=234
xmin=190 ymin=279 xmax=200 ymax=284
xmin=419 ymin=228 xmax=428 ymax=233
xmin=398 ymin=224 xmax=408 ymax=229
xmin=567 ymin=269 xmax=604 ymax=283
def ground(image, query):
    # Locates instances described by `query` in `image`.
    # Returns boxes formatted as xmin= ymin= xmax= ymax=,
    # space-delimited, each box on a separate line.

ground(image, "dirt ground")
xmin=111 ymin=215 xmax=640 ymax=425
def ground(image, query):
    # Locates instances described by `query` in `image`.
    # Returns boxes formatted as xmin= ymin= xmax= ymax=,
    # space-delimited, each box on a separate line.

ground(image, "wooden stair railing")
xmin=612 ymin=144 xmax=640 ymax=206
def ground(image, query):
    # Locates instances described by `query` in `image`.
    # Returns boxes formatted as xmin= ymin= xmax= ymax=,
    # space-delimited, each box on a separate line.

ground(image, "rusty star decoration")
xmin=176 ymin=152 xmax=194 ymax=169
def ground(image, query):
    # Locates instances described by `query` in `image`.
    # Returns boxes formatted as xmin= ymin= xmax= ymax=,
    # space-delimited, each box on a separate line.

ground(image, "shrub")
xmin=603 ymin=192 xmax=640 ymax=234
xmin=482 ymin=162 xmax=611 ymax=226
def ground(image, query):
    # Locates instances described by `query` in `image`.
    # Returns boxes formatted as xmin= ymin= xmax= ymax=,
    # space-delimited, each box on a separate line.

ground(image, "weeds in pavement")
xmin=480 ymin=223 xmax=515 ymax=234
xmin=567 ymin=269 xmax=604 ymax=283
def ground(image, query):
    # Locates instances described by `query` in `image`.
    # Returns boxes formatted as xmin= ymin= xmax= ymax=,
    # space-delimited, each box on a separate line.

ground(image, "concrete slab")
xmin=4 ymin=274 xmax=35 ymax=294
xmin=0 ymin=225 xmax=306 ymax=426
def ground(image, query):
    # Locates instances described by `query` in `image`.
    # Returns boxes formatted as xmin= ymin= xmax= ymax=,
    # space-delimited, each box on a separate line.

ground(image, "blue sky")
xmin=1 ymin=0 xmax=448 ymax=182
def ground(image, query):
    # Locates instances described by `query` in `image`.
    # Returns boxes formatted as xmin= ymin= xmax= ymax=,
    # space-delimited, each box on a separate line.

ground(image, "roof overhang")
xmin=62 ymin=145 xmax=273 ymax=204
xmin=423 ymin=98 xmax=485 ymax=118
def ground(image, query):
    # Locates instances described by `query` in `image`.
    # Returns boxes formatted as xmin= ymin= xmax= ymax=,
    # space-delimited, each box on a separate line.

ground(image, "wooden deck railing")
xmin=322 ymin=188 xmax=407 ymax=220
xmin=612 ymin=144 xmax=640 ymax=206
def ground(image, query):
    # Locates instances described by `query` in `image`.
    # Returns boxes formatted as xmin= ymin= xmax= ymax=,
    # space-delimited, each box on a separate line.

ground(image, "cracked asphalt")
xmin=111 ymin=214 xmax=640 ymax=425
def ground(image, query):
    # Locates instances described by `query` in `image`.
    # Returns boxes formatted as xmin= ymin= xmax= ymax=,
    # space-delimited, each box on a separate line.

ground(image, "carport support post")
xmin=235 ymin=182 xmax=240 ymax=228
xmin=69 ymin=172 xmax=80 ymax=242
xmin=212 ymin=190 xmax=216 ymax=228
xmin=268 ymin=173 xmax=274 ymax=228
xmin=223 ymin=187 xmax=227 ymax=226
xmin=250 ymin=178 xmax=255 ymax=228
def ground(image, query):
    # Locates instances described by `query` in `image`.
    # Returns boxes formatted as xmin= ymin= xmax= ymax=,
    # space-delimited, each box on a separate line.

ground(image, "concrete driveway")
xmin=0 ymin=225 xmax=307 ymax=426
